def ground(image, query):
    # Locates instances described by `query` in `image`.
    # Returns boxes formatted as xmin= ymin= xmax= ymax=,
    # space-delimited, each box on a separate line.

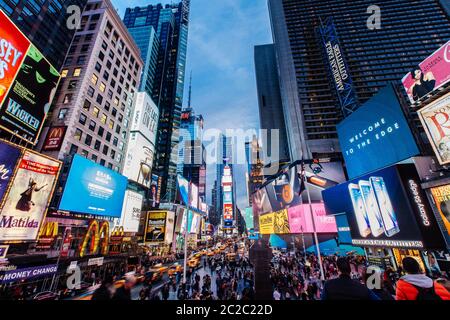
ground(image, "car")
xmin=188 ymin=258 xmax=200 ymax=269
xmin=167 ymin=263 xmax=183 ymax=276
xmin=207 ymin=250 xmax=215 ymax=257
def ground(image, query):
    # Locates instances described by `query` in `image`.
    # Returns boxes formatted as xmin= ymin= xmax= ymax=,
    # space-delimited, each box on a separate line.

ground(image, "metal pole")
xmin=304 ymin=174 xmax=325 ymax=281
xmin=50 ymin=228 xmax=67 ymax=292
xmin=182 ymin=183 xmax=190 ymax=285
xmin=301 ymin=226 xmax=306 ymax=261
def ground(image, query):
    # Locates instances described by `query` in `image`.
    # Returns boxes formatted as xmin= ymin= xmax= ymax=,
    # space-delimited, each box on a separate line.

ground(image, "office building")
xmin=254 ymin=44 xmax=290 ymax=164
xmin=0 ymin=0 xmax=88 ymax=70
xmin=245 ymin=136 xmax=264 ymax=206
xmin=123 ymin=1 xmax=190 ymax=202
xmin=268 ymin=0 xmax=450 ymax=161
xmin=40 ymin=0 xmax=143 ymax=175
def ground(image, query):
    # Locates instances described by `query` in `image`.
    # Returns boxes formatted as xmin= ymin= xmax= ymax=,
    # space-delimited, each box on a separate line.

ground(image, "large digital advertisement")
xmin=119 ymin=190 xmax=143 ymax=233
xmin=322 ymin=164 xmax=446 ymax=249
xmin=288 ymin=203 xmax=338 ymax=234
xmin=144 ymin=211 xmax=167 ymax=243
xmin=0 ymin=141 xmax=21 ymax=203
xmin=429 ymin=185 xmax=450 ymax=236
xmin=123 ymin=132 xmax=154 ymax=188
xmin=418 ymin=93 xmax=450 ymax=165
xmin=337 ymin=85 xmax=419 ymax=179
xmin=0 ymin=150 xmax=60 ymax=241
xmin=59 ymin=155 xmax=128 ymax=217
xmin=402 ymin=40 xmax=450 ymax=103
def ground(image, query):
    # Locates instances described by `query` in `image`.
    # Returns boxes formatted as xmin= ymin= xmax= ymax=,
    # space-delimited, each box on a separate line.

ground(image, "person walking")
xmin=395 ymin=257 xmax=450 ymax=300
xmin=91 ymin=275 xmax=114 ymax=300
xmin=321 ymin=257 xmax=380 ymax=300
xmin=112 ymin=274 xmax=136 ymax=300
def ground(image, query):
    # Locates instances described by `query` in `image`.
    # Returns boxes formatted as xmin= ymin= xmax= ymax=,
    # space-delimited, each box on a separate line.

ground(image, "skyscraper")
xmin=0 ymin=0 xmax=88 ymax=70
xmin=123 ymin=1 xmax=190 ymax=202
xmin=245 ymin=136 xmax=264 ymax=207
xmin=268 ymin=0 xmax=450 ymax=161
xmin=254 ymin=44 xmax=290 ymax=165
xmin=40 ymin=0 xmax=143 ymax=175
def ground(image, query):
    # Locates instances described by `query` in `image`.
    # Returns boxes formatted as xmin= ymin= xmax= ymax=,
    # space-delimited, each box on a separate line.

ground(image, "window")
xmin=100 ymin=113 xmax=107 ymax=124
xmin=113 ymin=68 xmax=118 ymax=77
xmin=91 ymin=154 xmax=98 ymax=162
xmin=100 ymin=159 xmax=106 ymax=166
xmin=61 ymin=69 xmax=69 ymax=78
xmin=110 ymin=149 xmax=116 ymax=159
xmin=107 ymin=163 xmax=113 ymax=170
xmin=113 ymin=97 xmax=119 ymax=106
xmin=87 ymin=86 xmax=95 ymax=97
xmin=108 ymin=119 xmax=114 ymax=129
xmin=113 ymin=137 xmax=118 ymax=147
xmin=110 ymin=79 xmax=116 ymax=88
xmin=96 ymin=94 xmax=103 ymax=105
xmin=112 ymin=108 xmax=117 ymax=118
xmin=118 ymin=114 xmax=123 ymax=122
xmin=102 ymin=145 xmax=109 ymax=155
xmin=101 ymin=41 xmax=107 ymax=50
xmin=77 ymin=55 xmax=87 ymax=64
xmin=104 ymin=101 xmax=110 ymax=112
xmin=99 ymin=82 xmax=106 ymax=92
xmin=115 ymin=125 xmax=121 ymax=134
xmin=93 ymin=106 xmax=100 ymax=118
xmin=63 ymin=94 xmax=72 ymax=104
xmin=88 ymin=23 xmax=96 ymax=31
xmin=103 ymin=71 xmax=109 ymax=81
xmin=107 ymin=90 xmax=113 ymax=99
xmin=74 ymin=128 xmax=82 ymax=141
xmin=91 ymin=74 xmax=98 ymax=85
xmin=98 ymin=126 xmax=104 ymax=137
xmin=94 ymin=140 xmax=101 ymax=151
xmin=69 ymin=144 xmax=78 ymax=155
xmin=79 ymin=113 xmax=87 ymax=125
xmin=118 ymin=141 xmax=124 ymax=151
xmin=98 ymin=51 xmax=105 ymax=61
xmin=58 ymin=108 xmax=68 ymax=120
xmin=106 ymin=132 xmax=112 ymax=142
xmin=68 ymin=80 xmax=78 ymax=90
xmin=81 ymin=149 xmax=89 ymax=158
xmin=73 ymin=68 xmax=82 ymax=77
xmin=117 ymin=153 xmax=123 ymax=163
xmin=95 ymin=62 xmax=102 ymax=72
xmin=85 ymin=134 xmax=92 ymax=146
xmin=89 ymin=120 xmax=96 ymax=131
xmin=106 ymin=60 xmax=112 ymax=69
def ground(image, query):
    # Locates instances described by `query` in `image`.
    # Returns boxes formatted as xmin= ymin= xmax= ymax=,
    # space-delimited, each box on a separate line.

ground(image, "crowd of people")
xmin=270 ymin=250 xmax=450 ymax=300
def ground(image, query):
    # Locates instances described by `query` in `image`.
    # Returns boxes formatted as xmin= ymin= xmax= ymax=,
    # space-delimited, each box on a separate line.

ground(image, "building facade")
xmin=39 ymin=0 xmax=143 ymax=176
xmin=0 ymin=0 xmax=88 ymax=70
xmin=268 ymin=0 xmax=450 ymax=161
xmin=123 ymin=1 xmax=190 ymax=203
xmin=245 ymin=136 xmax=264 ymax=207
xmin=254 ymin=44 xmax=290 ymax=165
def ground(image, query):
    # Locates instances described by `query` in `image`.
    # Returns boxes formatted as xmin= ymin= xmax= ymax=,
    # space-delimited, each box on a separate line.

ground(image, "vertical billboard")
xmin=0 ymin=140 xmax=21 ymax=204
xmin=402 ymin=40 xmax=450 ymax=103
xmin=123 ymin=133 xmax=154 ymax=188
xmin=41 ymin=126 xmax=67 ymax=152
xmin=0 ymin=150 xmax=60 ymax=241
xmin=149 ymin=174 xmax=160 ymax=209
xmin=0 ymin=10 xmax=31 ymax=107
xmin=337 ymin=85 xmax=419 ymax=179
xmin=244 ymin=207 xmax=254 ymax=230
xmin=144 ymin=211 xmax=167 ymax=243
xmin=190 ymin=183 xmax=199 ymax=209
xmin=0 ymin=44 xmax=60 ymax=144
xmin=429 ymin=185 xmax=450 ymax=236
xmin=322 ymin=164 xmax=446 ymax=249
xmin=59 ymin=155 xmax=128 ymax=217
xmin=164 ymin=210 xmax=175 ymax=244
xmin=119 ymin=190 xmax=143 ymax=233
xmin=417 ymin=93 xmax=450 ymax=165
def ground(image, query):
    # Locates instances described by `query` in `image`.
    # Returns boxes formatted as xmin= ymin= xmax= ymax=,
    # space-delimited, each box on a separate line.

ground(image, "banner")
xmin=0 ymin=45 xmax=60 ymax=144
xmin=177 ymin=175 xmax=189 ymax=206
xmin=0 ymin=9 xmax=31 ymax=107
xmin=0 ymin=151 xmax=60 ymax=241
xmin=288 ymin=203 xmax=338 ymax=233
xmin=0 ymin=264 xmax=57 ymax=284
xmin=402 ymin=40 xmax=450 ymax=103
xmin=259 ymin=213 xmax=274 ymax=235
xmin=429 ymin=185 xmax=450 ymax=236
xmin=41 ymin=126 xmax=67 ymax=151
xmin=119 ymin=190 xmax=143 ymax=233
xmin=144 ymin=211 xmax=167 ymax=242
xmin=0 ymin=141 xmax=21 ymax=203
xmin=418 ymin=93 xmax=450 ymax=165
xmin=149 ymin=174 xmax=161 ymax=209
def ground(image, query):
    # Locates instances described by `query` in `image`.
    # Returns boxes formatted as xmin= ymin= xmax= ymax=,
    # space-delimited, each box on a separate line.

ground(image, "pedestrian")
xmin=161 ymin=283 xmax=170 ymax=300
xmin=395 ymin=257 xmax=450 ymax=300
xmin=92 ymin=275 xmax=114 ymax=300
xmin=273 ymin=287 xmax=281 ymax=300
xmin=321 ymin=257 xmax=380 ymax=300
xmin=112 ymin=274 xmax=136 ymax=300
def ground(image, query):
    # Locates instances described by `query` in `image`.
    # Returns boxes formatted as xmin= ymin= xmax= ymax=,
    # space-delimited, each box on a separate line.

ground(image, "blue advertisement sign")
xmin=177 ymin=175 xmax=189 ymax=206
xmin=337 ymin=85 xmax=419 ymax=179
xmin=334 ymin=213 xmax=353 ymax=245
xmin=0 ymin=141 xmax=21 ymax=203
xmin=223 ymin=191 xmax=232 ymax=204
xmin=0 ymin=264 xmax=57 ymax=284
xmin=59 ymin=155 xmax=127 ymax=217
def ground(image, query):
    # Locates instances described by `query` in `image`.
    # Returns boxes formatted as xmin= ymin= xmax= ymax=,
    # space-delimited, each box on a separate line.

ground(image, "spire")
xmin=188 ymin=70 xmax=193 ymax=108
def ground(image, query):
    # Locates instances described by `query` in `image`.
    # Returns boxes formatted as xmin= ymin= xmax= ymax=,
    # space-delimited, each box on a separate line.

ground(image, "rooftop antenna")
xmin=188 ymin=70 xmax=193 ymax=108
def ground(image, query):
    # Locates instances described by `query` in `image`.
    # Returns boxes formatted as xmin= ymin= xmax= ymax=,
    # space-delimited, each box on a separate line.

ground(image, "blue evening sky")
xmin=113 ymin=0 xmax=272 ymax=210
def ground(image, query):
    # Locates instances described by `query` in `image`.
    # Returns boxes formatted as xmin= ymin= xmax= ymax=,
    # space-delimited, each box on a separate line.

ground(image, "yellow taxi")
xmin=167 ymin=263 xmax=183 ymax=276
xmin=188 ymin=258 xmax=200 ymax=268
xmin=207 ymin=250 xmax=215 ymax=257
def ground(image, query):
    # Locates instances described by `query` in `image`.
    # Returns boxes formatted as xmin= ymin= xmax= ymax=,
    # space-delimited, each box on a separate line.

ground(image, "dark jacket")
xmin=321 ymin=275 xmax=380 ymax=300
xmin=91 ymin=285 xmax=112 ymax=300
xmin=112 ymin=286 xmax=131 ymax=300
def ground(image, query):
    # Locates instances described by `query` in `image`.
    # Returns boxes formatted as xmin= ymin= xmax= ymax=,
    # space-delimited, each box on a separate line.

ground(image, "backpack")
xmin=413 ymin=284 xmax=442 ymax=301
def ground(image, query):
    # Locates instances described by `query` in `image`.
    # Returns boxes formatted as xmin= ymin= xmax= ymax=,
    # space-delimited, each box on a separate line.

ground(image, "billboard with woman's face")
xmin=402 ymin=40 xmax=450 ymax=103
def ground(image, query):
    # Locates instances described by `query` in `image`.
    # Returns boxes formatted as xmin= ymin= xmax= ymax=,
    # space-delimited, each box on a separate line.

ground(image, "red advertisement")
xmin=223 ymin=203 xmax=233 ymax=220
xmin=0 ymin=10 xmax=31 ymax=106
xmin=42 ymin=126 xmax=67 ymax=151
xmin=402 ymin=40 xmax=450 ymax=103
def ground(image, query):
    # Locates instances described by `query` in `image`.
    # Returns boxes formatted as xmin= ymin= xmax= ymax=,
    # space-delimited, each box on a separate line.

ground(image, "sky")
xmin=113 ymin=0 xmax=273 ymax=210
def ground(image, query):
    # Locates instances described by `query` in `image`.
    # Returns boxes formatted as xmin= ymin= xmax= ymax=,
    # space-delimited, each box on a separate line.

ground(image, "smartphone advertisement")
xmin=322 ymin=164 xmax=446 ymax=249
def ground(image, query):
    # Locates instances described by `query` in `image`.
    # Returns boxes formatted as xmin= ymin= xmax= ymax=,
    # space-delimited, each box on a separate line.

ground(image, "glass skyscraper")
xmin=268 ymin=0 xmax=450 ymax=162
xmin=0 ymin=0 xmax=88 ymax=70
xmin=123 ymin=1 xmax=190 ymax=202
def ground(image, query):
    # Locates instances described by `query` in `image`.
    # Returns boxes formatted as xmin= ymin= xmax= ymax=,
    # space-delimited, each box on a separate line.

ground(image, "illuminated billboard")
xmin=144 ymin=211 xmax=167 ymax=243
xmin=402 ymin=40 xmax=450 ymax=103
xmin=418 ymin=93 xmax=450 ymax=165
xmin=0 ymin=150 xmax=60 ymax=241
xmin=287 ymin=203 xmax=337 ymax=234
xmin=123 ymin=133 xmax=154 ymax=188
xmin=429 ymin=185 xmax=450 ymax=237
xmin=41 ymin=126 xmax=67 ymax=152
xmin=322 ymin=164 xmax=446 ymax=249
xmin=0 ymin=140 xmax=21 ymax=204
xmin=59 ymin=155 xmax=128 ymax=217
xmin=119 ymin=190 xmax=143 ymax=233
xmin=337 ymin=85 xmax=419 ymax=179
